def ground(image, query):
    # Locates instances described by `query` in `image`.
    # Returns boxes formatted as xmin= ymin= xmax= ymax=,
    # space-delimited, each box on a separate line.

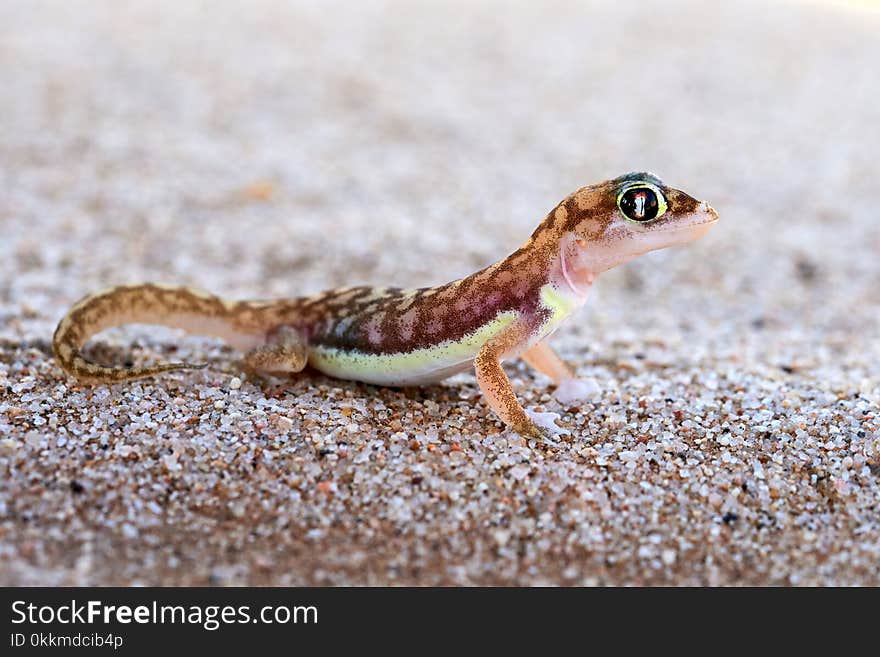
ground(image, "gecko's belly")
xmin=308 ymin=348 xmax=474 ymax=386
xmin=307 ymin=311 xmax=519 ymax=387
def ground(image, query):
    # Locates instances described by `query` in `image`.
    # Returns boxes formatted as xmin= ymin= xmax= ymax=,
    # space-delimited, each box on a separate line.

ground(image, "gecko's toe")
xmin=514 ymin=409 xmax=567 ymax=444
xmin=554 ymin=377 xmax=601 ymax=404
xmin=526 ymin=409 xmax=564 ymax=433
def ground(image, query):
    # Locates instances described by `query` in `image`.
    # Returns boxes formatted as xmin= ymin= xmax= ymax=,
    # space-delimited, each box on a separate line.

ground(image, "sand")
xmin=1 ymin=0 xmax=879 ymax=585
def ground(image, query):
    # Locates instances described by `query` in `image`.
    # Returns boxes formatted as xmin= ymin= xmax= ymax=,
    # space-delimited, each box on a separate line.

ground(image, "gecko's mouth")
xmin=648 ymin=203 xmax=718 ymax=240
xmin=620 ymin=204 xmax=718 ymax=261
xmin=660 ymin=202 xmax=718 ymax=229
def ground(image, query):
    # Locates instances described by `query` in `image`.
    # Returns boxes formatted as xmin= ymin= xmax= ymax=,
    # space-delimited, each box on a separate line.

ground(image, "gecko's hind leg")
xmin=242 ymin=326 xmax=308 ymax=377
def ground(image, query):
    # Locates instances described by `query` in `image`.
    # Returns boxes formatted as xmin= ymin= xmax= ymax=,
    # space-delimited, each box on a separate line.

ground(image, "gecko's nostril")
xmin=701 ymin=201 xmax=719 ymax=220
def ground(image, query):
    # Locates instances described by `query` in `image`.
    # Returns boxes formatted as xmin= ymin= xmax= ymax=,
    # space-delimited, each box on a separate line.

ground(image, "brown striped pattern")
xmin=53 ymin=283 xmax=278 ymax=382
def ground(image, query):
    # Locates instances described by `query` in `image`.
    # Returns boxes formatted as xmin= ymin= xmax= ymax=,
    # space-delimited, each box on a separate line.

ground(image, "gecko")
xmin=53 ymin=172 xmax=718 ymax=439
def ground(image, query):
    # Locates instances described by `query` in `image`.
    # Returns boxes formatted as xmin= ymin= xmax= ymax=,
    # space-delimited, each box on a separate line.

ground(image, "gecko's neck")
xmin=520 ymin=211 xmax=595 ymax=298
xmin=461 ymin=216 xmax=593 ymax=324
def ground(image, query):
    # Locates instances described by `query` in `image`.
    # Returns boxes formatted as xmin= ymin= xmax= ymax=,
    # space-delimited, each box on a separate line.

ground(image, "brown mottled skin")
xmin=53 ymin=172 xmax=718 ymax=439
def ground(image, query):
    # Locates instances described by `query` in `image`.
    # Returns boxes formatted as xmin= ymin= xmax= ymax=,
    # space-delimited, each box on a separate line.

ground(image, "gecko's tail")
xmin=52 ymin=284 xmax=270 ymax=383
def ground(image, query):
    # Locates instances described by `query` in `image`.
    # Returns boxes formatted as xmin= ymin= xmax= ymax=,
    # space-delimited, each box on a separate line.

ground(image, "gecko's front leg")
xmin=521 ymin=340 xmax=601 ymax=403
xmin=474 ymin=319 xmax=551 ymax=440
xmin=242 ymin=326 xmax=308 ymax=377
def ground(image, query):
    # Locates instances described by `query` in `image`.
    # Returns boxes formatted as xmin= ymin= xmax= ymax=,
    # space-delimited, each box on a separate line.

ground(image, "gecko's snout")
xmin=683 ymin=200 xmax=718 ymax=241
xmin=700 ymin=200 xmax=719 ymax=222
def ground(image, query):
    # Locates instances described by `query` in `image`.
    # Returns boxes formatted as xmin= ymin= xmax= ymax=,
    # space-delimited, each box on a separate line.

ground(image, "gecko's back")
xmin=284 ymin=262 xmax=551 ymax=386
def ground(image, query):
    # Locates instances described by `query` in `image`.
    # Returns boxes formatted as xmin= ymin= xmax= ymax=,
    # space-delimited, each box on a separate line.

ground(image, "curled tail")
xmin=53 ymin=283 xmax=271 ymax=383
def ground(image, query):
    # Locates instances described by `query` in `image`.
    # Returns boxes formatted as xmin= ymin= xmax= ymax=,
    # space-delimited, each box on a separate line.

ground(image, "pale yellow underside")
xmin=537 ymin=282 xmax=582 ymax=336
xmin=306 ymin=282 xmax=584 ymax=387
xmin=307 ymin=311 xmax=519 ymax=386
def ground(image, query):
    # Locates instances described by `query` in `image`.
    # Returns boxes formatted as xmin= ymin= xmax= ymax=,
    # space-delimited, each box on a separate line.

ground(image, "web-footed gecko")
xmin=53 ymin=172 xmax=718 ymax=439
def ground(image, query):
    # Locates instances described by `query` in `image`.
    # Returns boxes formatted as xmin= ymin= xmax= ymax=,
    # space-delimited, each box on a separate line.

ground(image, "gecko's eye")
xmin=617 ymin=184 xmax=667 ymax=223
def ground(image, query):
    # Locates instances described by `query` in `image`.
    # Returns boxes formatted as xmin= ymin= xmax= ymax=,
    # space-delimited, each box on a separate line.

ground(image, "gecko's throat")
xmin=559 ymin=236 xmax=595 ymax=298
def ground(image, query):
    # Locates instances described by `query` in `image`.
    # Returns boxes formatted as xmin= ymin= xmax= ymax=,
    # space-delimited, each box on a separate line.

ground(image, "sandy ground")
xmin=1 ymin=0 xmax=879 ymax=586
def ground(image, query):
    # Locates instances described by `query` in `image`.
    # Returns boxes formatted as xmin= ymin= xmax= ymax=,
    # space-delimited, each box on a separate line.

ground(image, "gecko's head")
xmin=562 ymin=172 xmax=718 ymax=275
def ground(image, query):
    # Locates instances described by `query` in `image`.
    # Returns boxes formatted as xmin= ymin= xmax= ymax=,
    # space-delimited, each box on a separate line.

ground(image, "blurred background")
xmin=1 ymin=0 xmax=879 ymax=585
xmin=2 ymin=0 xmax=878 ymax=361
